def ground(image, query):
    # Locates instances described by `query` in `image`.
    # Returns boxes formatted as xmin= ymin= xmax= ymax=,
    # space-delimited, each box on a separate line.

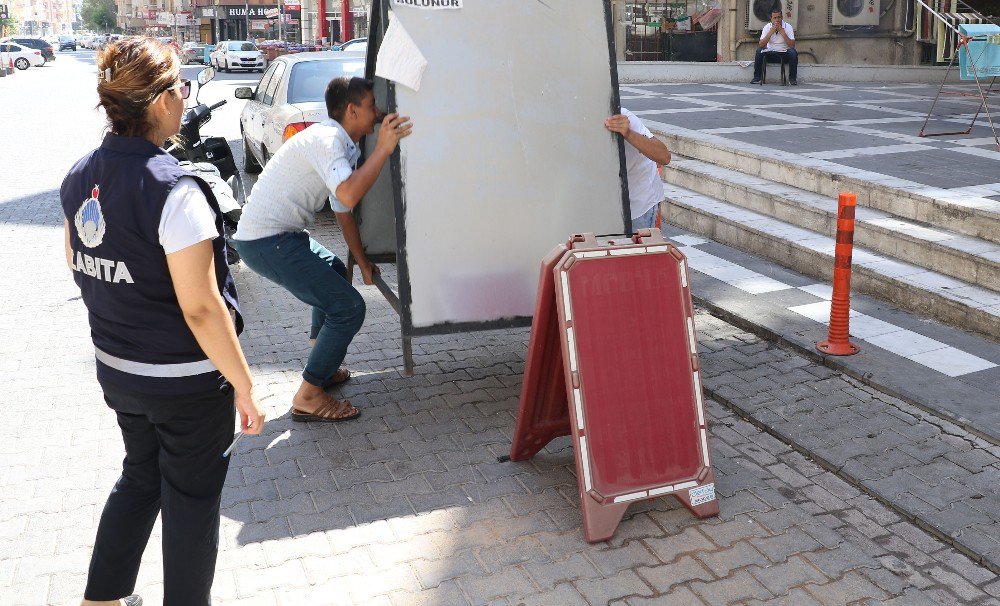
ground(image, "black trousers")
xmin=753 ymin=48 xmax=798 ymax=82
xmin=84 ymin=379 xmax=235 ymax=606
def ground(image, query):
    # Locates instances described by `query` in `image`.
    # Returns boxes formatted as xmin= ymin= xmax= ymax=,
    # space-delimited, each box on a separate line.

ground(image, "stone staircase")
xmin=647 ymin=123 xmax=1000 ymax=341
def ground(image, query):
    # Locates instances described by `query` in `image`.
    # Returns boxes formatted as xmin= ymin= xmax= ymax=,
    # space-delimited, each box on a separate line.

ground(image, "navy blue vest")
xmin=61 ymin=134 xmax=243 ymax=395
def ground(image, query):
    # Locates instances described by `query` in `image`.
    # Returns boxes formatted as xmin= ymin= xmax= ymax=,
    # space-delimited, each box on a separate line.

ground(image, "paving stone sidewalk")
xmin=4 ymin=204 xmax=999 ymax=605
xmin=620 ymin=82 xmax=1000 ymax=194
xmin=2 ymin=60 xmax=998 ymax=605
xmin=694 ymin=310 xmax=1000 ymax=574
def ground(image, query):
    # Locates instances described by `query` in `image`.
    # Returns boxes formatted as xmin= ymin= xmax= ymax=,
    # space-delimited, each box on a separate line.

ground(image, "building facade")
xmin=10 ymin=0 xmax=77 ymax=34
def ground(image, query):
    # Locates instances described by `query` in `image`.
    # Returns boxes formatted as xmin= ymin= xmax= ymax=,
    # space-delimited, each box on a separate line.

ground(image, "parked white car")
xmin=335 ymin=37 xmax=367 ymax=53
xmin=211 ymin=41 xmax=265 ymax=73
xmin=0 ymin=42 xmax=45 ymax=69
xmin=234 ymin=51 xmax=366 ymax=173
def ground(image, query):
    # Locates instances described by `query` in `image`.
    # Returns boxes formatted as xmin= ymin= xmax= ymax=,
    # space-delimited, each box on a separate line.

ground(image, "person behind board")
xmin=604 ymin=108 xmax=673 ymax=231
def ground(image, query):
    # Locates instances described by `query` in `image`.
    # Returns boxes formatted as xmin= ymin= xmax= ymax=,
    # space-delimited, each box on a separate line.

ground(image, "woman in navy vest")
xmin=62 ymin=38 xmax=266 ymax=606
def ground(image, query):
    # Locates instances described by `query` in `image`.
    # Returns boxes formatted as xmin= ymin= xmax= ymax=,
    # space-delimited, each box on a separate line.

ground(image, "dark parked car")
xmin=0 ymin=37 xmax=55 ymax=62
xmin=58 ymin=35 xmax=76 ymax=51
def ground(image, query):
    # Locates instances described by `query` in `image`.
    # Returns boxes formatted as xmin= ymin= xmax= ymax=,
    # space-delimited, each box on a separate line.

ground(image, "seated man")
xmin=751 ymin=10 xmax=798 ymax=85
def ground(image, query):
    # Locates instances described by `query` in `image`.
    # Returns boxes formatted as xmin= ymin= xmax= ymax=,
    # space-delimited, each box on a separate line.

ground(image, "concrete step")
xmin=661 ymin=181 xmax=1000 ymax=341
xmin=646 ymin=121 xmax=1000 ymax=245
xmin=664 ymin=157 xmax=1000 ymax=292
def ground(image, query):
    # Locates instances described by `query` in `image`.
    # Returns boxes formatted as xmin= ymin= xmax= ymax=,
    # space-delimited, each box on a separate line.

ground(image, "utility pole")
xmin=244 ymin=0 xmax=249 ymax=40
xmin=278 ymin=0 xmax=282 ymax=42
xmin=213 ymin=0 xmax=220 ymax=43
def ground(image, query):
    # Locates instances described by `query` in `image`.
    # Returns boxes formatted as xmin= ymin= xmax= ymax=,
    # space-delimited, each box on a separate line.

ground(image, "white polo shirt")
xmin=760 ymin=21 xmax=794 ymax=52
xmin=234 ymin=119 xmax=361 ymax=241
xmin=621 ymin=108 xmax=664 ymax=220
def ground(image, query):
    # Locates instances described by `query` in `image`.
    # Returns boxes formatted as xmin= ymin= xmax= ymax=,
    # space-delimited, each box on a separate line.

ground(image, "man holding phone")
xmin=233 ymin=76 xmax=412 ymax=423
xmin=751 ymin=9 xmax=797 ymax=85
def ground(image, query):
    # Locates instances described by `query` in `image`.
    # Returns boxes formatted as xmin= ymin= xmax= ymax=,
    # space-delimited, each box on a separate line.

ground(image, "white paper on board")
xmin=392 ymin=0 xmax=462 ymax=9
xmin=375 ymin=13 xmax=429 ymax=92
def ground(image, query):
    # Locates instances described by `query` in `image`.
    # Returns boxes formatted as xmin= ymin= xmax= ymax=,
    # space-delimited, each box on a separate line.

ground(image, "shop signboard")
xmin=225 ymin=5 xmax=302 ymax=18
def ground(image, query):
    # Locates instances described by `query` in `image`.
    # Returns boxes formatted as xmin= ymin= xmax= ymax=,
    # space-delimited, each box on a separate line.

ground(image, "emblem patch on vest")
xmin=75 ymin=185 xmax=106 ymax=248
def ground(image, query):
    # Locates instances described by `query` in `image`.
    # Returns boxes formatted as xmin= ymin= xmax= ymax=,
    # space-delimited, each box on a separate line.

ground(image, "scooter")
xmin=167 ymin=66 xmax=246 ymax=264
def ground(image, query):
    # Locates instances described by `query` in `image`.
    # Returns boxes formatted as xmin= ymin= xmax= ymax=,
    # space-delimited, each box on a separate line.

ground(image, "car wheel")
xmin=223 ymin=60 xmax=231 ymax=73
xmin=242 ymin=133 xmax=262 ymax=174
xmin=14 ymin=58 xmax=29 ymax=70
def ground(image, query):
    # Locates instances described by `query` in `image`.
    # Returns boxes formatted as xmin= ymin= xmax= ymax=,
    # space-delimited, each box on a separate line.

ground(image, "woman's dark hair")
xmin=325 ymin=76 xmax=375 ymax=121
xmin=96 ymin=37 xmax=180 ymax=139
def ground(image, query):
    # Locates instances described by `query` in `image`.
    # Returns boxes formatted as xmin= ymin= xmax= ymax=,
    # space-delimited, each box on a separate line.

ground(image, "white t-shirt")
xmin=621 ymin=108 xmax=663 ymax=220
xmin=760 ymin=21 xmax=794 ymax=52
xmin=159 ymin=176 xmax=219 ymax=254
xmin=234 ymin=119 xmax=360 ymax=241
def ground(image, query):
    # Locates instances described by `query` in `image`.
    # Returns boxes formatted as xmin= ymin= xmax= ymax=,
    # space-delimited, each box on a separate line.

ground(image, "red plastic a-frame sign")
xmin=511 ymin=230 xmax=719 ymax=543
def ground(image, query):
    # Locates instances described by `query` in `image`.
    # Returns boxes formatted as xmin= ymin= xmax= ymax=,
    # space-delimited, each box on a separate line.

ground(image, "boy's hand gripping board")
xmin=511 ymin=229 xmax=719 ymax=542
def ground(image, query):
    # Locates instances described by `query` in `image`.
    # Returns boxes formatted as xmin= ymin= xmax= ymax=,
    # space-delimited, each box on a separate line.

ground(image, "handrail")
xmin=914 ymin=0 xmax=993 ymax=37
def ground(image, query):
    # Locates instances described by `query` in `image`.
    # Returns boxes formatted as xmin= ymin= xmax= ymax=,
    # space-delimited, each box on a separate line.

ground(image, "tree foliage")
xmin=0 ymin=14 xmax=19 ymax=36
xmin=81 ymin=0 xmax=117 ymax=33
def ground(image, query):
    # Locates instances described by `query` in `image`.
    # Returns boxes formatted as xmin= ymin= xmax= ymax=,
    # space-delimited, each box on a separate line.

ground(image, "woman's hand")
xmin=235 ymin=386 xmax=266 ymax=435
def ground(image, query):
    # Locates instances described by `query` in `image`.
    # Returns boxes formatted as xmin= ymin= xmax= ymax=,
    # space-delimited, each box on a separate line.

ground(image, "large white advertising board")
xmin=365 ymin=0 xmax=629 ymax=332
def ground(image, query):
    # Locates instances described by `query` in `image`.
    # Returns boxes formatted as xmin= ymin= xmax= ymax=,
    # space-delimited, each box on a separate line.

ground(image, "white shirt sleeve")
xmin=311 ymin=134 xmax=355 ymax=214
xmin=159 ymin=176 xmax=220 ymax=254
xmin=624 ymin=108 xmax=654 ymax=140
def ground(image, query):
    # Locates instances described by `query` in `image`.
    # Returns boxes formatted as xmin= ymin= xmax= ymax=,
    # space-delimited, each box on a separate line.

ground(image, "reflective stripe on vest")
xmin=94 ymin=347 xmax=218 ymax=377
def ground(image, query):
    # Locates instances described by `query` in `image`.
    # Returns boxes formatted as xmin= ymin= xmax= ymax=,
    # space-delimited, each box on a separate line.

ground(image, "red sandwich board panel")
xmin=510 ymin=243 xmax=571 ymax=462
xmin=511 ymin=230 xmax=718 ymax=542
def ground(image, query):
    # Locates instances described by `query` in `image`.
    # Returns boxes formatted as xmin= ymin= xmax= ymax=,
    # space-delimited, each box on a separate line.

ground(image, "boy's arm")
xmin=334 ymin=113 xmax=412 ymax=209
xmin=622 ymin=128 xmax=672 ymax=166
xmin=335 ymin=211 xmax=379 ymax=284
xmin=605 ymin=115 xmax=672 ymax=165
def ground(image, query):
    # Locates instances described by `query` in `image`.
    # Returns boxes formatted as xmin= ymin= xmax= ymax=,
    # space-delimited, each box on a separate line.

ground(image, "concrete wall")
xmin=614 ymin=0 xmax=926 ymax=66
xmin=730 ymin=0 xmax=920 ymax=65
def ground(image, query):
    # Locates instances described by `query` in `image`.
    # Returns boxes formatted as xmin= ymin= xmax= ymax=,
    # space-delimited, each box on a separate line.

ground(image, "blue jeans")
xmin=233 ymin=232 xmax=365 ymax=387
xmin=632 ymin=204 xmax=659 ymax=231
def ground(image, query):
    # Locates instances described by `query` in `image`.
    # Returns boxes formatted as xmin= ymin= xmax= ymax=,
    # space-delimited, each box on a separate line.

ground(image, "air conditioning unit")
xmin=747 ymin=0 xmax=799 ymax=31
xmin=828 ymin=0 xmax=879 ymax=26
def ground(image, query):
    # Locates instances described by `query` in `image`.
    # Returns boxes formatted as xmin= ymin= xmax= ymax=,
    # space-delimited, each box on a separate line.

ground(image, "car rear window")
xmin=287 ymin=60 xmax=366 ymax=104
xmin=229 ymin=42 xmax=257 ymax=51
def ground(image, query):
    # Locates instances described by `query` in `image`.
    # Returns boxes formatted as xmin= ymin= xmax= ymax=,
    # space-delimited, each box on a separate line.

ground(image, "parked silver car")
xmin=234 ymin=51 xmax=366 ymax=173
xmin=211 ymin=41 xmax=265 ymax=73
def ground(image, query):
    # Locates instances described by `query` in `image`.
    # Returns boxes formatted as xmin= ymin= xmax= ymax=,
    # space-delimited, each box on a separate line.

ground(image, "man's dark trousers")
xmin=83 ymin=380 xmax=235 ymax=606
xmin=753 ymin=48 xmax=798 ymax=82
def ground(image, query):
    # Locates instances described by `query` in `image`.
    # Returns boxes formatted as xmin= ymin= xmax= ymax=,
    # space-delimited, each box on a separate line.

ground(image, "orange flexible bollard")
xmin=817 ymin=192 xmax=860 ymax=356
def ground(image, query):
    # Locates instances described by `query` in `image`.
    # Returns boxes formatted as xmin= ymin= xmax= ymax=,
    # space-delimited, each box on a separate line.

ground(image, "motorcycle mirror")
xmin=197 ymin=67 xmax=216 ymax=86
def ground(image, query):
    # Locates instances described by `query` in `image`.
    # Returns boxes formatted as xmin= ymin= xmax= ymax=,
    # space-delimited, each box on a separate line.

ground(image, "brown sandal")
xmin=321 ymin=367 xmax=352 ymax=389
xmin=291 ymin=397 xmax=361 ymax=423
